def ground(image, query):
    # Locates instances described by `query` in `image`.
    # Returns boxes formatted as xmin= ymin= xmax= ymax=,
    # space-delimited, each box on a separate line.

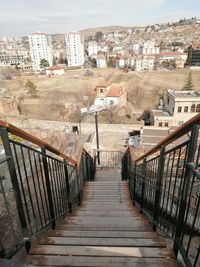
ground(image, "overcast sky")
xmin=0 ymin=0 xmax=200 ymax=37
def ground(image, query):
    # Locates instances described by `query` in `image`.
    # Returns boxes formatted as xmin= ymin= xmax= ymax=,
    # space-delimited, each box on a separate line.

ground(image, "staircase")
xmin=22 ymin=169 xmax=178 ymax=267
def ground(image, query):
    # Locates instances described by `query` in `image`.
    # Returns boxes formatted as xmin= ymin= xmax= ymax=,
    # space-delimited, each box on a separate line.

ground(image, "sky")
xmin=0 ymin=0 xmax=200 ymax=37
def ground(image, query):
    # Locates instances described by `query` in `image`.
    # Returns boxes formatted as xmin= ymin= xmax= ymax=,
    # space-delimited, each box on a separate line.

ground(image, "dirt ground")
xmin=1 ymin=68 xmax=200 ymax=123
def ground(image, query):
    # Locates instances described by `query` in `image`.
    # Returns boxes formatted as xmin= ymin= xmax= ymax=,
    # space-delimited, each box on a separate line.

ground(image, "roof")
xmin=159 ymin=52 xmax=187 ymax=57
xmin=167 ymin=89 xmax=200 ymax=98
xmin=31 ymin=31 xmax=47 ymax=35
xmin=97 ymin=54 xmax=106 ymax=59
xmin=47 ymin=66 xmax=64 ymax=71
xmin=106 ymin=85 xmax=126 ymax=97
xmin=151 ymin=110 xmax=171 ymax=117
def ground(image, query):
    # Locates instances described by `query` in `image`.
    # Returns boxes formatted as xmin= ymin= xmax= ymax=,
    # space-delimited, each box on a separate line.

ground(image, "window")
xmin=184 ymin=106 xmax=188 ymax=112
xmin=191 ymin=104 xmax=195 ymax=112
xmin=158 ymin=122 xmax=162 ymax=127
xmin=164 ymin=122 xmax=169 ymax=127
xmin=110 ymin=100 xmax=114 ymax=106
xmin=177 ymin=106 xmax=182 ymax=113
xmin=196 ymin=104 xmax=200 ymax=112
xmin=100 ymin=89 xmax=104 ymax=93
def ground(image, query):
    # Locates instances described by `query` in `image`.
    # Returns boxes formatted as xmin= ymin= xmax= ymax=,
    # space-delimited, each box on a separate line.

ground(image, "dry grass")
xmin=2 ymin=68 xmax=200 ymax=122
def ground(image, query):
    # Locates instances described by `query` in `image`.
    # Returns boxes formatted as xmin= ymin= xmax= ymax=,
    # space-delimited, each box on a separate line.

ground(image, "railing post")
xmin=173 ymin=123 xmax=199 ymax=257
xmin=41 ymin=146 xmax=55 ymax=229
xmin=132 ymin=161 xmax=137 ymax=206
xmin=140 ymin=157 xmax=146 ymax=214
xmin=64 ymin=160 xmax=72 ymax=213
xmin=86 ymin=156 xmax=91 ymax=182
xmin=0 ymin=127 xmax=27 ymax=230
xmin=76 ymin=168 xmax=81 ymax=206
xmin=153 ymin=146 xmax=165 ymax=231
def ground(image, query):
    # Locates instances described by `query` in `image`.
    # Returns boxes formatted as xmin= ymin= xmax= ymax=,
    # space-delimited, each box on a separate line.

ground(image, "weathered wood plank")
xmin=26 ymin=255 xmax=178 ymax=267
xmin=39 ymin=237 xmax=165 ymax=247
xmin=56 ymin=225 xmax=152 ymax=231
xmin=66 ymin=217 xmax=144 ymax=224
xmin=29 ymin=245 xmax=174 ymax=258
xmin=48 ymin=230 xmax=159 ymax=238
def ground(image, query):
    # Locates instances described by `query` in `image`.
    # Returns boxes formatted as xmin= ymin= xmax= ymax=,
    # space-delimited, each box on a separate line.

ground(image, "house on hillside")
xmin=46 ymin=66 xmax=65 ymax=76
xmin=94 ymin=83 xmax=126 ymax=108
xmin=150 ymin=89 xmax=200 ymax=127
xmin=96 ymin=54 xmax=107 ymax=68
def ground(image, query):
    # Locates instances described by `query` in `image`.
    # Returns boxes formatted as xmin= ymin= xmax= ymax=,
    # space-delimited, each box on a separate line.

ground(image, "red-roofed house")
xmin=158 ymin=52 xmax=187 ymax=68
xmin=94 ymin=83 xmax=126 ymax=107
xmin=46 ymin=66 xmax=65 ymax=76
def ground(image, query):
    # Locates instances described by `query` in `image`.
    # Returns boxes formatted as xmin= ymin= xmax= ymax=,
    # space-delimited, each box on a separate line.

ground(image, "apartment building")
xmin=65 ymin=32 xmax=84 ymax=67
xmin=96 ymin=54 xmax=107 ymax=68
xmin=0 ymin=54 xmax=24 ymax=66
xmin=187 ymin=45 xmax=200 ymax=68
xmin=142 ymin=41 xmax=160 ymax=55
xmin=88 ymin=41 xmax=98 ymax=57
xmin=28 ymin=32 xmax=53 ymax=71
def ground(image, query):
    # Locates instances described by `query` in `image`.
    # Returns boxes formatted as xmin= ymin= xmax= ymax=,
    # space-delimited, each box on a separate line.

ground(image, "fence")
xmin=0 ymin=121 xmax=95 ymax=258
xmin=96 ymin=150 xmax=123 ymax=168
xmin=122 ymin=114 xmax=200 ymax=267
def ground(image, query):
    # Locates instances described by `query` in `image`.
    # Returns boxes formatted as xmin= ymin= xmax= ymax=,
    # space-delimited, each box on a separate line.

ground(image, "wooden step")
xmin=48 ymin=230 xmax=159 ymax=238
xmin=26 ymin=255 xmax=178 ymax=267
xmin=29 ymin=245 xmax=173 ymax=258
xmin=39 ymin=237 xmax=166 ymax=247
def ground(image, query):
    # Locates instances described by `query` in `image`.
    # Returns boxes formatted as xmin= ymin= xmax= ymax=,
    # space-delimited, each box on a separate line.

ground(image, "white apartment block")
xmin=142 ymin=41 xmax=160 ymax=55
xmin=88 ymin=41 xmax=98 ymax=57
xmin=96 ymin=54 xmax=107 ymax=68
xmin=28 ymin=32 xmax=53 ymax=71
xmin=133 ymin=44 xmax=141 ymax=54
xmin=65 ymin=32 xmax=84 ymax=67
xmin=135 ymin=55 xmax=156 ymax=72
xmin=0 ymin=54 xmax=24 ymax=66
xmin=150 ymin=89 xmax=200 ymax=127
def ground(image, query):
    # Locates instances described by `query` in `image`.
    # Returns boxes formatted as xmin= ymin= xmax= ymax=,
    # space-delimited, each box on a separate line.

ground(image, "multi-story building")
xmin=142 ymin=41 xmax=160 ymax=55
xmin=187 ymin=45 xmax=200 ymax=68
xmin=88 ymin=41 xmax=98 ymax=57
xmin=96 ymin=54 xmax=107 ymax=68
xmin=150 ymin=89 xmax=200 ymax=127
xmin=28 ymin=32 xmax=53 ymax=71
xmin=0 ymin=54 xmax=24 ymax=66
xmin=65 ymin=32 xmax=84 ymax=67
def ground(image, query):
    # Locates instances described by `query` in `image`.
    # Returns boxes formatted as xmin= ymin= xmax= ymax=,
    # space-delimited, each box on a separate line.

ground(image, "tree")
xmin=107 ymin=57 xmax=116 ymax=68
xmin=183 ymin=72 xmax=194 ymax=91
xmin=95 ymin=31 xmax=103 ymax=43
xmin=53 ymin=57 xmax=57 ymax=66
xmin=40 ymin=58 xmax=49 ymax=69
xmin=25 ymin=80 xmax=38 ymax=96
xmin=89 ymin=57 xmax=97 ymax=68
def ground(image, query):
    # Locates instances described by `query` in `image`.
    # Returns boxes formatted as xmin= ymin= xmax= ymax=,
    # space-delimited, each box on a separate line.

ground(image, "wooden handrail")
xmin=0 ymin=120 xmax=77 ymax=166
xmin=135 ymin=113 xmax=200 ymax=163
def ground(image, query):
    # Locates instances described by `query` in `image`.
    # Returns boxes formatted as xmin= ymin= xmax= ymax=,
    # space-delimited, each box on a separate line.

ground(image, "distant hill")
xmin=50 ymin=26 xmax=130 ymax=41
xmin=51 ymin=34 xmax=65 ymax=41
xmin=80 ymin=25 xmax=131 ymax=37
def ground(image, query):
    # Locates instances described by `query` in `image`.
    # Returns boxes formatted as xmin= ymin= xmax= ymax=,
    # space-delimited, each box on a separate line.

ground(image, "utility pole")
xmin=95 ymin=112 xmax=100 ymax=164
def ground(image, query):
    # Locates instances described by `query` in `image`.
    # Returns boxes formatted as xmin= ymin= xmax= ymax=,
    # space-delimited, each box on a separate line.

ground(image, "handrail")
xmin=135 ymin=113 xmax=200 ymax=163
xmin=0 ymin=120 xmax=77 ymax=166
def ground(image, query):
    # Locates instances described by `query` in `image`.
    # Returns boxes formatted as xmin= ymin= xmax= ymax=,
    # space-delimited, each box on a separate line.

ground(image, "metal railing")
xmin=0 ymin=120 xmax=95 ymax=258
xmin=122 ymin=113 xmax=200 ymax=267
xmin=96 ymin=150 xmax=123 ymax=168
